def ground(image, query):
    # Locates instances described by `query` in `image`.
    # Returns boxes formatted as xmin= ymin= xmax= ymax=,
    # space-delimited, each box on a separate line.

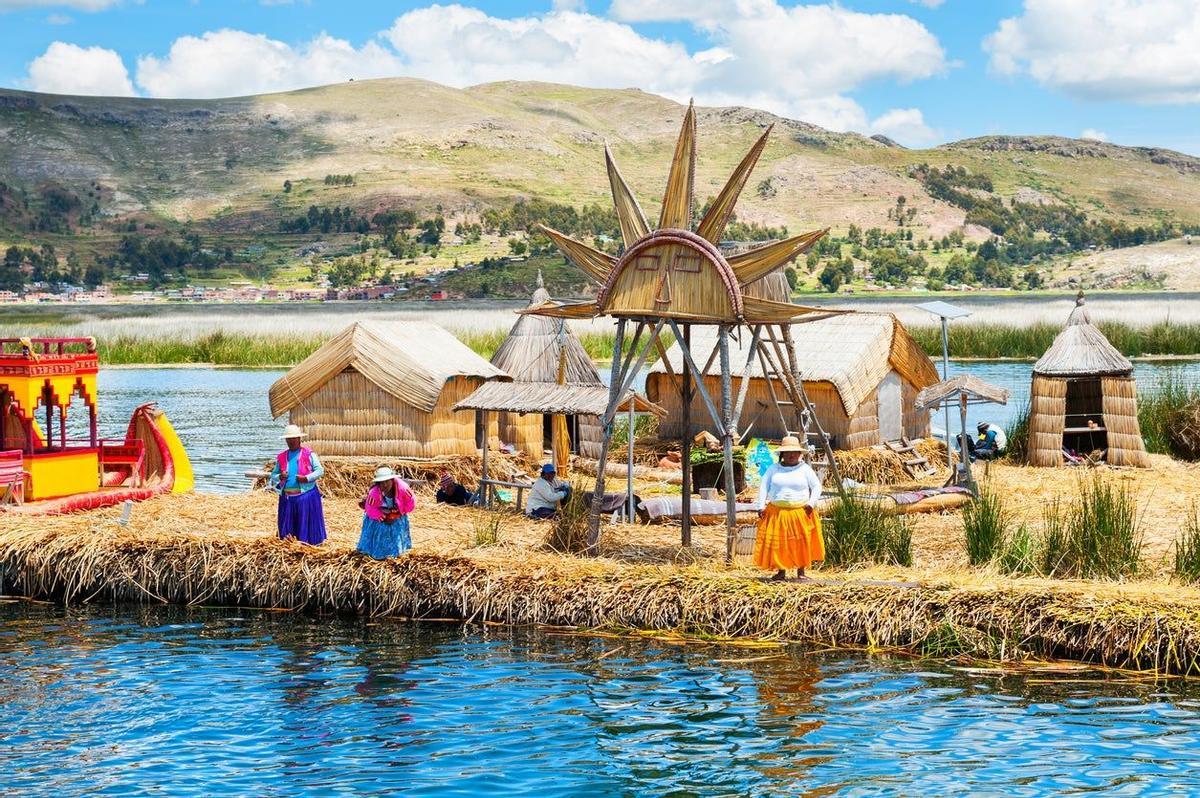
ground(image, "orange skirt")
xmin=753 ymin=504 xmax=824 ymax=571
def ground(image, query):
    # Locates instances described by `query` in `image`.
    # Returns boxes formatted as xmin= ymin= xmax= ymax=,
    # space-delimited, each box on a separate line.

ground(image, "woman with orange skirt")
xmin=754 ymin=435 xmax=824 ymax=581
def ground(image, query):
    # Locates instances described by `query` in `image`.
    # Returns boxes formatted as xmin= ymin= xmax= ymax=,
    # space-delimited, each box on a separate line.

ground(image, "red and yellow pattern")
xmin=753 ymin=504 xmax=825 ymax=571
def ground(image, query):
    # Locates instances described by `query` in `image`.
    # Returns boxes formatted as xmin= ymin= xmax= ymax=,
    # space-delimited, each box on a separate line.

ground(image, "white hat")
xmin=281 ymin=424 xmax=307 ymax=440
xmin=372 ymin=466 xmax=396 ymax=483
xmin=777 ymin=435 xmax=805 ymax=453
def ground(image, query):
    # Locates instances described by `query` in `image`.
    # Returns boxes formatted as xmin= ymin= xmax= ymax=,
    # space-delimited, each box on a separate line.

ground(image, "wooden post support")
xmin=627 ymin=397 xmax=636 ymax=523
xmin=480 ymin=408 xmax=490 ymax=508
xmin=680 ymin=323 xmax=692 ymax=548
xmin=587 ymin=318 xmax=627 ymax=552
xmin=960 ymin=391 xmax=975 ymax=494
xmin=719 ymin=324 xmax=737 ymax=565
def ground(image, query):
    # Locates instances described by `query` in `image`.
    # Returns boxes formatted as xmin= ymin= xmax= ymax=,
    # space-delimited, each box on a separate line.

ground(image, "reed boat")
xmin=0 ymin=337 xmax=193 ymax=514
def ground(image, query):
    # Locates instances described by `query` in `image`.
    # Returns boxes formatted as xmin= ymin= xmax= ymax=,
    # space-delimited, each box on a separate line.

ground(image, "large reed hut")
xmin=646 ymin=313 xmax=939 ymax=449
xmin=1027 ymin=293 xmax=1148 ymax=467
xmin=268 ymin=321 xmax=509 ymax=457
xmin=487 ymin=275 xmax=606 ymax=460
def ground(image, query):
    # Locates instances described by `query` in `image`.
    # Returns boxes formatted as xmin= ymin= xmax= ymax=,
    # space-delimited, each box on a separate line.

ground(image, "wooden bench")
xmin=478 ymin=478 xmax=534 ymax=512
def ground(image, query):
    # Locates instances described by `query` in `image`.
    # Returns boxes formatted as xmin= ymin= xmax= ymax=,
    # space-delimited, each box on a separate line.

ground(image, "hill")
xmin=2 ymin=78 xmax=1199 ymax=293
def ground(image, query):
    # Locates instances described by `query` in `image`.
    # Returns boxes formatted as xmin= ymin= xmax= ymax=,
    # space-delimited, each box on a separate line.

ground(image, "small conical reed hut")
xmin=268 ymin=321 xmax=509 ymax=457
xmin=487 ymin=275 xmax=605 ymax=460
xmin=1027 ymin=292 xmax=1148 ymax=467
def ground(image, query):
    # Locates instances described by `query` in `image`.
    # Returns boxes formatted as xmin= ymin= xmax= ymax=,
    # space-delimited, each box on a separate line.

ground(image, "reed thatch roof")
xmin=269 ymin=321 xmax=508 ymax=417
xmin=455 ymin=382 xmax=665 ymax=417
xmin=489 ymin=274 xmax=603 ymax=386
xmin=1034 ymin=293 xmax=1133 ymax=378
xmin=648 ymin=313 xmax=939 ymax=415
xmin=915 ymin=375 xmax=1010 ymax=412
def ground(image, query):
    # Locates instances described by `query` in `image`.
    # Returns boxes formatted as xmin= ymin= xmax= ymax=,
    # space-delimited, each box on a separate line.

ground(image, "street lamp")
xmin=915 ymin=300 xmax=971 ymax=469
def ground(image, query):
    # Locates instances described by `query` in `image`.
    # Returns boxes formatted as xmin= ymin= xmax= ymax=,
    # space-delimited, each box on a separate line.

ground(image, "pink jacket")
xmin=363 ymin=478 xmax=415 ymax=521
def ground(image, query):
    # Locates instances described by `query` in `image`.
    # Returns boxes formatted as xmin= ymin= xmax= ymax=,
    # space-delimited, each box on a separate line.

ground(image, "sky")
xmin=2 ymin=0 xmax=1199 ymax=154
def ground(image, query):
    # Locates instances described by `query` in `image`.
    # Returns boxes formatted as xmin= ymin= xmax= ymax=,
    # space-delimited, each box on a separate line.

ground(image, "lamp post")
xmin=915 ymin=300 xmax=971 ymax=469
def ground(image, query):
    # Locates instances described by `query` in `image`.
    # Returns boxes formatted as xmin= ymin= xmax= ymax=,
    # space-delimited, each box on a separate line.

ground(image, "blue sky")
xmin=3 ymin=0 xmax=1199 ymax=154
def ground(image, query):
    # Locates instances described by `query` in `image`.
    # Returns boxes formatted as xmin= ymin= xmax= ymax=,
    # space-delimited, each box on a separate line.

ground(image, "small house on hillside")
xmin=268 ymin=321 xmax=509 ymax=457
xmin=486 ymin=275 xmax=607 ymax=459
xmin=646 ymin=313 xmax=940 ymax=449
xmin=1028 ymin=293 xmax=1148 ymax=467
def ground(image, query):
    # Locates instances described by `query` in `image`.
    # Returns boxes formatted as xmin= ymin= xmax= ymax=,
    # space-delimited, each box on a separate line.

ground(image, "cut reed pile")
xmin=6 ymin=499 xmax=1200 ymax=672
xmin=254 ymin=452 xmax=536 ymax=499
xmin=834 ymin=438 xmax=950 ymax=486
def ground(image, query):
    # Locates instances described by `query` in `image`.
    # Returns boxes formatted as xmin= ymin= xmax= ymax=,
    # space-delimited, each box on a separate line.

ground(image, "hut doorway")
xmin=1064 ymin=378 xmax=1107 ymax=454
xmin=542 ymin=413 xmax=581 ymax=454
xmin=878 ymin=371 xmax=903 ymax=442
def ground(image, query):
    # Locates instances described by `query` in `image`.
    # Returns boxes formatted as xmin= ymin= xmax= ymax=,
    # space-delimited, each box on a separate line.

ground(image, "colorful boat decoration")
xmin=0 ymin=337 xmax=193 ymax=514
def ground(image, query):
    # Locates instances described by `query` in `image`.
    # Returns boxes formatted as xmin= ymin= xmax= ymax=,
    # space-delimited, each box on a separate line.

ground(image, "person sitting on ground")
xmin=527 ymin=463 xmax=571 ymax=520
xmin=753 ymin=436 xmax=824 ymax=582
xmin=434 ymin=471 xmax=473 ymax=506
xmin=270 ymin=424 xmax=327 ymax=546
xmin=973 ymin=422 xmax=1007 ymax=461
xmin=357 ymin=466 xmax=415 ymax=560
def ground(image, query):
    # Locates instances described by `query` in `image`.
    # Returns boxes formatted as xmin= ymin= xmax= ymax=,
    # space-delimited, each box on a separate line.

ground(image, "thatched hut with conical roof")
xmin=1027 ymin=292 xmax=1148 ymax=467
xmin=268 ymin=321 xmax=509 ymax=457
xmin=487 ymin=274 xmax=606 ymax=460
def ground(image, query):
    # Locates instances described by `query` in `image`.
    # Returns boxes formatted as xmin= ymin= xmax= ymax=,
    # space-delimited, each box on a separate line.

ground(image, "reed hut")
xmin=487 ymin=275 xmax=606 ymax=460
xmin=1027 ymin=293 xmax=1148 ymax=467
xmin=268 ymin=321 xmax=509 ymax=457
xmin=646 ymin=313 xmax=939 ymax=449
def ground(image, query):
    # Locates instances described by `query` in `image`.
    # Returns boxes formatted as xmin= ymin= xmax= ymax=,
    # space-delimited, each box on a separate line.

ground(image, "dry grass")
xmin=4 ymin=453 xmax=1200 ymax=672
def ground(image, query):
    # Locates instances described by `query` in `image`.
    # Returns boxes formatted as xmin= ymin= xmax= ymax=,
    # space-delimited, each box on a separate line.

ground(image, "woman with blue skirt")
xmin=357 ymin=467 xmax=415 ymax=559
xmin=270 ymin=424 xmax=327 ymax=546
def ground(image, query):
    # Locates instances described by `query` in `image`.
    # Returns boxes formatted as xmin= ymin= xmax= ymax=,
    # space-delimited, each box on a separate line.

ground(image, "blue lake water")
xmin=94 ymin=361 xmax=1200 ymax=492
xmin=3 ymin=602 xmax=1200 ymax=797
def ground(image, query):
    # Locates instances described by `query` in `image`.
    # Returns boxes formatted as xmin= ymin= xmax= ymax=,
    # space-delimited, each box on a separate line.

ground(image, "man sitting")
xmin=527 ymin=463 xmax=571 ymax=520
xmin=973 ymin=422 xmax=1007 ymax=460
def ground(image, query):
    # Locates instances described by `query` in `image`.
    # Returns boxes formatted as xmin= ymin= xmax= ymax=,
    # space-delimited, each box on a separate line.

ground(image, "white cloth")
xmin=756 ymin=462 xmax=822 ymax=510
xmin=992 ymin=427 xmax=1008 ymax=451
xmin=528 ymin=477 xmax=569 ymax=513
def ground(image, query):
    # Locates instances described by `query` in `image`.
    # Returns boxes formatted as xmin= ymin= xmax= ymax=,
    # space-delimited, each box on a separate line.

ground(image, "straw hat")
xmin=372 ymin=466 xmax=396 ymax=483
xmin=281 ymin=424 xmax=307 ymax=440
xmin=777 ymin=435 xmax=805 ymax=453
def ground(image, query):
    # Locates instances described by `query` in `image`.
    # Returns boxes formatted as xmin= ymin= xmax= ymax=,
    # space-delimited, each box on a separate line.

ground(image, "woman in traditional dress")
xmin=357 ymin=466 xmax=415 ymax=559
xmin=753 ymin=435 xmax=824 ymax=582
xmin=270 ymin=424 xmax=327 ymax=545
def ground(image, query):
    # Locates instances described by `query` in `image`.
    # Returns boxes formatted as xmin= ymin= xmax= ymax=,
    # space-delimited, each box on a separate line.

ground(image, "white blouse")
xmin=756 ymin=462 xmax=822 ymax=510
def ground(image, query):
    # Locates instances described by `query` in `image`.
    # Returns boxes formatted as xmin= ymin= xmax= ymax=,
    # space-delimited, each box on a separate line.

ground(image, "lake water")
xmin=3 ymin=602 xmax=1200 ymax=797
xmin=97 ymin=361 xmax=1200 ymax=492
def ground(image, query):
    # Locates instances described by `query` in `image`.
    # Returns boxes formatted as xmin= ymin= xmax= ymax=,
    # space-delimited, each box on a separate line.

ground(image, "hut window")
xmin=636 ymin=254 xmax=661 ymax=271
xmin=672 ymin=253 xmax=702 ymax=273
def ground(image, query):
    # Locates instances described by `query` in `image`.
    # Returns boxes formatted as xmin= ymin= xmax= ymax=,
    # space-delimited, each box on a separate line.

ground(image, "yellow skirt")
xmin=753 ymin=504 xmax=824 ymax=571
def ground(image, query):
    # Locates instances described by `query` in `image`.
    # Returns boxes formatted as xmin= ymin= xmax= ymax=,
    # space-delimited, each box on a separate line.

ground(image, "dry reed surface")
xmin=4 ymin=455 xmax=1200 ymax=672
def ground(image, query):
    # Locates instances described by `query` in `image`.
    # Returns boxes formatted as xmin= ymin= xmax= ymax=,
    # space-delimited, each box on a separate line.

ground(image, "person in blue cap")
xmin=527 ymin=463 xmax=571 ymax=520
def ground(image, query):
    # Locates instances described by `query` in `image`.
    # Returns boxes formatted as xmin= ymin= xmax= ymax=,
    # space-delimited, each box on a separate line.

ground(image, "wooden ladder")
xmin=756 ymin=324 xmax=847 ymax=497
xmin=885 ymin=436 xmax=938 ymax=480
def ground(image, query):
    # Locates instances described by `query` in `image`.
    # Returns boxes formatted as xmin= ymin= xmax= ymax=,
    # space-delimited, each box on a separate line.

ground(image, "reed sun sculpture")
xmin=525 ymin=102 xmax=846 ymax=559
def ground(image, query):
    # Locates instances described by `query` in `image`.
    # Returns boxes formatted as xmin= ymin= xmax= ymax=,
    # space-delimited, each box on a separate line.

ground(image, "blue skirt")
xmin=277 ymin=488 xmax=327 ymax=545
xmin=357 ymin=514 xmax=411 ymax=560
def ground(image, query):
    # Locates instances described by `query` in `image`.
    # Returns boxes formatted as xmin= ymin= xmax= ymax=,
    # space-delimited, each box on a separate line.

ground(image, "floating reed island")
xmin=4 ymin=454 xmax=1200 ymax=674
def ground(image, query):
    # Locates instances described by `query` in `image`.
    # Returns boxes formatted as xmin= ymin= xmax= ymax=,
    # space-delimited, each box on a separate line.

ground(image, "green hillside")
xmin=2 ymin=78 xmax=1199 ymax=293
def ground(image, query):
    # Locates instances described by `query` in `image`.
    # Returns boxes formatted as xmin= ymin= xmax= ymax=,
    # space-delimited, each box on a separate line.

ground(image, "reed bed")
xmin=908 ymin=320 xmax=1200 ymax=360
xmin=7 ymin=493 xmax=1200 ymax=672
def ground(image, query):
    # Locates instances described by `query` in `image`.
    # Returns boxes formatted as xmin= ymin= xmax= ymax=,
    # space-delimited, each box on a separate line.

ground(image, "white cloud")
xmin=25 ymin=41 xmax=134 ymax=96
xmin=907 ymin=0 xmax=945 ymax=7
xmin=1081 ymin=128 xmax=1108 ymax=142
xmin=135 ymin=29 xmax=403 ymax=98
xmin=606 ymin=0 xmax=735 ymax=23
xmin=870 ymin=107 xmax=939 ymax=147
xmin=985 ymin=0 xmax=1200 ymax=103
xmin=0 ymin=0 xmax=118 ymax=10
xmin=45 ymin=12 xmax=72 ymax=22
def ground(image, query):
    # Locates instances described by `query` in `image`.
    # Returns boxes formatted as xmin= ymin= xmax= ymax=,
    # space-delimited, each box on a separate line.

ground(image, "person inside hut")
xmin=972 ymin=422 xmax=1007 ymax=461
xmin=270 ymin=424 xmax=327 ymax=546
xmin=357 ymin=466 xmax=415 ymax=559
xmin=753 ymin=436 xmax=824 ymax=582
xmin=527 ymin=463 xmax=571 ymax=520
xmin=435 ymin=471 xmax=473 ymax=506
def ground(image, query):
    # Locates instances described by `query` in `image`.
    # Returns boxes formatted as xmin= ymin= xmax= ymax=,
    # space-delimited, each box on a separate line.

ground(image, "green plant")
xmin=1003 ymin=402 xmax=1030 ymax=462
xmin=472 ymin=513 xmax=503 ymax=547
xmin=1174 ymin=505 xmax=1200 ymax=585
xmin=824 ymin=492 xmax=912 ymax=568
xmin=963 ymin=486 xmax=1008 ymax=565
xmin=997 ymin=524 xmax=1039 ymax=576
xmin=545 ymin=479 xmax=590 ymax=554
xmin=1040 ymin=476 xmax=1142 ymax=579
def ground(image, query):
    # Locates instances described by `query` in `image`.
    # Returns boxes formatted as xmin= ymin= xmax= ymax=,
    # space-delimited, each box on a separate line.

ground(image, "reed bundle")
xmin=833 ymin=438 xmax=950 ymax=486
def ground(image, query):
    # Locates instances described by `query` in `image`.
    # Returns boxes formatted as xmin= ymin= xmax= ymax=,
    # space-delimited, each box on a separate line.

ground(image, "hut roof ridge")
xmin=268 ymin=320 xmax=508 ymax=417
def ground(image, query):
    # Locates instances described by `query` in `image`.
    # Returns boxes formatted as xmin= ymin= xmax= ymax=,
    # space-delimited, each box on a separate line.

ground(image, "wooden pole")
xmin=719 ymin=324 xmax=736 ymax=565
xmin=552 ymin=319 xmax=570 ymax=477
xmin=480 ymin=409 xmax=490 ymax=508
xmin=960 ymin=392 xmax=975 ymax=494
xmin=680 ymin=323 xmax=692 ymax=548
xmin=587 ymin=317 xmax=627 ymax=552
xmin=627 ymin=397 xmax=636 ymax=523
